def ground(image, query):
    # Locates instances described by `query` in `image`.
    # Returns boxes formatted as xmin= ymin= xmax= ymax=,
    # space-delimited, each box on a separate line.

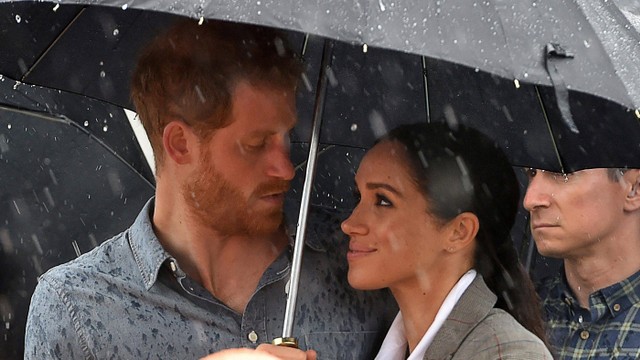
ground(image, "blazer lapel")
xmin=423 ymin=275 xmax=497 ymax=360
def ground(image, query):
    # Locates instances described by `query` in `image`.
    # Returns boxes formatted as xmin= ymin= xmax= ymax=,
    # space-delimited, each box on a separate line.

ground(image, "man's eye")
xmin=375 ymin=194 xmax=392 ymax=207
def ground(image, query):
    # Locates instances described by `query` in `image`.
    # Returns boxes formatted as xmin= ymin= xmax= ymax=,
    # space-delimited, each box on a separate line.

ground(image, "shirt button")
xmin=248 ymin=331 xmax=259 ymax=343
xmin=580 ymin=330 xmax=589 ymax=340
xmin=613 ymin=304 xmax=621 ymax=312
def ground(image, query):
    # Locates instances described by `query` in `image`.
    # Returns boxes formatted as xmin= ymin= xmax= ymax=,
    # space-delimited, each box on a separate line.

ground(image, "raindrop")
xmin=103 ymin=125 xmax=109 ymax=132
xmin=52 ymin=3 xmax=59 ymax=11
xmin=198 ymin=17 xmax=204 ymax=25
xmin=377 ymin=24 xmax=382 ymax=30
xmin=635 ymin=109 xmax=640 ymax=119
xmin=7 ymin=124 xmax=11 ymax=129
xmin=368 ymin=110 xmax=387 ymax=138
xmin=362 ymin=43 xmax=368 ymax=53
xmin=378 ymin=0 xmax=386 ymax=11
xmin=513 ymin=79 xmax=521 ymax=89
xmin=583 ymin=40 xmax=591 ymax=48
xmin=15 ymin=15 xmax=21 ymax=24
xmin=300 ymin=73 xmax=312 ymax=92
xmin=523 ymin=72 xmax=529 ymax=78
xmin=350 ymin=124 xmax=358 ymax=132
xmin=326 ymin=68 xmax=338 ymax=87
xmin=113 ymin=29 xmax=119 ymax=36
xmin=121 ymin=4 xmax=128 ymax=10
xmin=474 ymin=68 xmax=479 ymax=72
xmin=274 ymin=37 xmax=286 ymax=57
xmin=71 ymin=240 xmax=82 ymax=257
xmin=100 ymin=71 xmax=106 ymax=78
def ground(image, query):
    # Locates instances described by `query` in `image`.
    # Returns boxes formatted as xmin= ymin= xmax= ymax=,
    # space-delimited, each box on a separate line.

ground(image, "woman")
xmin=341 ymin=123 xmax=552 ymax=359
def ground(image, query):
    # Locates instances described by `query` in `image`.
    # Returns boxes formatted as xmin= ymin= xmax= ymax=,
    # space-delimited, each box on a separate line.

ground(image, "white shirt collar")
xmin=374 ymin=269 xmax=477 ymax=360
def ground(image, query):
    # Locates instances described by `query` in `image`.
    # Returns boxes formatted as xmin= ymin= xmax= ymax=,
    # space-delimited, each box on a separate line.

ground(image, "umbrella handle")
xmin=271 ymin=337 xmax=299 ymax=348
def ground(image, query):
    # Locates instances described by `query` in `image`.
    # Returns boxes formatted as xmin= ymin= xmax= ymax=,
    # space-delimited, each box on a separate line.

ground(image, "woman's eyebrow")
xmin=365 ymin=182 xmax=403 ymax=197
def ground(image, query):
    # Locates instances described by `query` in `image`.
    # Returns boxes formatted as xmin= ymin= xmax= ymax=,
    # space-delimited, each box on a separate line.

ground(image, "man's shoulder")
xmin=37 ymin=230 xmax=133 ymax=288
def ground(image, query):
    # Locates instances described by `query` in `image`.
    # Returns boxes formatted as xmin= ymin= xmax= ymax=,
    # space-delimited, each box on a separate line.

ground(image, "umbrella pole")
xmin=275 ymin=39 xmax=335 ymax=346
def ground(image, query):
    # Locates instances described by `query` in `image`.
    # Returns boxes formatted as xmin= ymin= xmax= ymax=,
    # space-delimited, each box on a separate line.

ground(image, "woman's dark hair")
xmin=381 ymin=122 xmax=548 ymax=343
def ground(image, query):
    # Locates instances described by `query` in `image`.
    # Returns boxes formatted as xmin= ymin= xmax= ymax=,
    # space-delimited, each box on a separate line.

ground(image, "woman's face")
xmin=341 ymin=141 xmax=450 ymax=291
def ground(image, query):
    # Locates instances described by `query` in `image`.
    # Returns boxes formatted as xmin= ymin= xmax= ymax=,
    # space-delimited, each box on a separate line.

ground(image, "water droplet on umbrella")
xmin=635 ymin=109 xmax=640 ymax=118
xmin=198 ymin=17 xmax=204 ymax=25
xmin=583 ymin=40 xmax=591 ymax=48
xmin=7 ymin=124 xmax=11 ymax=129
xmin=121 ymin=4 xmax=128 ymax=10
xmin=350 ymin=124 xmax=358 ymax=131
xmin=113 ymin=28 xmax=119 ymax=36
xmin=513 ymin=79 xmax=521 ymax=88
xmin=15 ymin=15 xmax=21 ymax=23
xmin=362 ymin=44 xmax=368 ymax=53
xmin=378 ymin=0 xmax=386 ymax=11
xmin=103 ymin=125 xmax=109 ymax=132
xmin=83 ymin=120 xmax=89 ymax=127
xmin=100 ymin=71 xmax=106 ymax=78
xmin=52 ymin=3 xmax=59 ymax=11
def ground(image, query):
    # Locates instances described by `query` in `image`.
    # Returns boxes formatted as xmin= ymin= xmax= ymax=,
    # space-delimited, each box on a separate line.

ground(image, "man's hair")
xmin=130 ymin=19 xmax=303 ymax=169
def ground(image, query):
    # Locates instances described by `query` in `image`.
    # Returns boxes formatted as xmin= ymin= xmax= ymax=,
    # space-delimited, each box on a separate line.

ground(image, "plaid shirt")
xmin=538 ymin=269 xmax=640 ymax=360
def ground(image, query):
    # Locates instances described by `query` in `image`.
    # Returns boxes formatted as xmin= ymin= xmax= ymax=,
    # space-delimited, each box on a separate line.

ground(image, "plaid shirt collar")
xmin=551 ymin=268 xmax=640 ymax=319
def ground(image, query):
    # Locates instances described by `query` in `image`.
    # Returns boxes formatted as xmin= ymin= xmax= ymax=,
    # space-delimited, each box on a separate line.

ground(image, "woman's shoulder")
xmin=454 ymin=308 xmax=553 ymax=359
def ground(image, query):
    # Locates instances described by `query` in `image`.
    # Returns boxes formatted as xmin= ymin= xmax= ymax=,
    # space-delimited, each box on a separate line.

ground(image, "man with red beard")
xmin=25 ymin=20 xmax=396 ymax=360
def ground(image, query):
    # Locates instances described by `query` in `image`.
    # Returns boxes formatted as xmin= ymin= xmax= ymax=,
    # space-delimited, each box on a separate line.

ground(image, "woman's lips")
xmin=347 ymin=244 xmax=377 ymax=261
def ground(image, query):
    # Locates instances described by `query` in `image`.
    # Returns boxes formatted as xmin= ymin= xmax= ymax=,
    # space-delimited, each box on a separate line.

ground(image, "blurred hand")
xmin=257 ymin=344 xmax=317 ymax=360
xmin=199 ymin=348 xmax=279 ymax=360
xmin=198 ymin=345 xmax=317 ymax=360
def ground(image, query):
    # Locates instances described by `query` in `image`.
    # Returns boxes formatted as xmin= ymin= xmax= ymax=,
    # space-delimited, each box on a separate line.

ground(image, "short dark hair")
xmin=130 ymin=19 xmax=303 ymax=169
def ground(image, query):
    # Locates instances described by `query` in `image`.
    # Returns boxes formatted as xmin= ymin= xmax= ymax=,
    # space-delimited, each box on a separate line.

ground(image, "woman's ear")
xmin=444 ymin=212 xmax=479 ymax=253
xmin=162 ymin=120 xmax=198 ymax=165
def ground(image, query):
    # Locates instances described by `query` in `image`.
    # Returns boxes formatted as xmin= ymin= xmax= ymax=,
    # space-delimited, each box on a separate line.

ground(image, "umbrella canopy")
xmin=2 ymin=0 xmax=640 ymax=111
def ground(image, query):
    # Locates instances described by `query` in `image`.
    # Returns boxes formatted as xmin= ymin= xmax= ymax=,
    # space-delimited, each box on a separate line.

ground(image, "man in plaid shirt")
xmin=523 ymin=167 xmax=640 ymax=359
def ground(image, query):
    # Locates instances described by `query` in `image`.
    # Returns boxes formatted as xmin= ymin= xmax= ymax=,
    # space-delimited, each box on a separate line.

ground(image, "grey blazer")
xmin=423 ymin=275 xmax=553 ymax=360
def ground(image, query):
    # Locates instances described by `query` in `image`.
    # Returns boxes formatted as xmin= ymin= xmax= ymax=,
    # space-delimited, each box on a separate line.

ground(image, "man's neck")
xmin=152 ymin=196 xmax=288 ymax=313
xmin=564 ymin=233 xmax=640 ymax=308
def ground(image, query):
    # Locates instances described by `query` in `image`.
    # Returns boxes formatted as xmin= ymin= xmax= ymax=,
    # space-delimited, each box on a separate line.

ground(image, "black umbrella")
xmin=1 ymin=0 xmax=640 ymax=355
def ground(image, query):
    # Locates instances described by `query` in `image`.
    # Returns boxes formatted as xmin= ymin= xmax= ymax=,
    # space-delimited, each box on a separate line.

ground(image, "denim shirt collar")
xmin=128 ymin=198 xmax=327 ymax=291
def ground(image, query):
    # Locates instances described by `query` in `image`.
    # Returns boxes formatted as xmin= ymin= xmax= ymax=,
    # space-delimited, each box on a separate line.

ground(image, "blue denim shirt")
xmin=25 ymin=199 xmax=396 ymax=359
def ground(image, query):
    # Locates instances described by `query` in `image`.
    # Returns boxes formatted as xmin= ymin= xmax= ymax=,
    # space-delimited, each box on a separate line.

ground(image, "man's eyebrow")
xmin=365 ymin=182 xmax=403 ymax=197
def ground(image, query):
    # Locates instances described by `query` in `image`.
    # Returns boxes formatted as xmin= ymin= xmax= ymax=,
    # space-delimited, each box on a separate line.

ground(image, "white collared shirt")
xmin=374 ymin=269 xmax=477 ymax=360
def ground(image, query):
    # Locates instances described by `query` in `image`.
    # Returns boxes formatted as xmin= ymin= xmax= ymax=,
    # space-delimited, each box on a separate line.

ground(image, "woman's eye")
xmin=375 ymin=194 xmax=392 ymax=207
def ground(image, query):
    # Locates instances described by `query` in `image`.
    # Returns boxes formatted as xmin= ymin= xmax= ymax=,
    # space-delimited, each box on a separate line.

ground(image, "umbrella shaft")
xmin=282 ymin=39 xmax=334 ymax=338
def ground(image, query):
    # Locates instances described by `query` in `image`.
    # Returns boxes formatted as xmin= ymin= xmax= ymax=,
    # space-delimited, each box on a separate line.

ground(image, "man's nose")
xmin=265 ymin=143 xmax=295 ymax=181
xmin=523 ymin=176 xmax=551 ymax=211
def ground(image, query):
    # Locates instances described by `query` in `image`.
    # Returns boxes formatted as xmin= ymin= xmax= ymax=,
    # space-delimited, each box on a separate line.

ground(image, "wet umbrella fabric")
xmin=0 ymin=80 xmax=154 ymax=358
xmin=2 ymin=0 xmax=640 ymax=111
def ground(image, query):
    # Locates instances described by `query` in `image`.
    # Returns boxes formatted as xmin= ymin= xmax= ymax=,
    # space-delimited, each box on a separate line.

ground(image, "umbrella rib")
xmin=0 ymin=104 xmax=155 ymax=189
xmin=21 ymin=7 xmax=86 ymax=82
xmin=534 ymin=85 xmax=566 ymax=173
xmin=421 ymin=56 xmax=431 ymax=123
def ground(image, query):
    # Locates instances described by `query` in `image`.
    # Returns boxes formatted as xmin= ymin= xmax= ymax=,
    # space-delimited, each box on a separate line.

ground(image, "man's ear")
xmin=443 ymin=212 xmax=479 ymax=253
xmin=162 ymin=120 xmax=198 ymax=165
xmin=623 ymin=169 xmax=640 ymax=212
